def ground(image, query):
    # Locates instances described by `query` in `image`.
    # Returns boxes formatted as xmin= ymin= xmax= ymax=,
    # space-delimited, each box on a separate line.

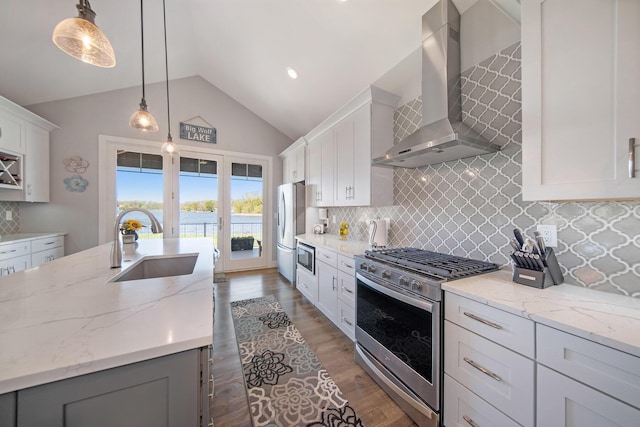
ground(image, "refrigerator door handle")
xmin=281 ymin=191 xmax=287 ymax=240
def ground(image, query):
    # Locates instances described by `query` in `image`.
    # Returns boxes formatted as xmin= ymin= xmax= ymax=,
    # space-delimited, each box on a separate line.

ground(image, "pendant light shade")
xmin=160 ymin=0 xmax=179 ymax=155
xmin=129 ymin=99 xmax=159 ymax=132
xmin=52 ymin=0 xmax=116 ymax=68
xmin=129 ymin=0 xmax=158 ymax=132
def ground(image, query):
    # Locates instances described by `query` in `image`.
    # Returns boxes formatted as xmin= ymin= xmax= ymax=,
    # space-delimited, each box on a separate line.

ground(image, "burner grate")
xmin=365 ymin=247 xmax=499 ymax=281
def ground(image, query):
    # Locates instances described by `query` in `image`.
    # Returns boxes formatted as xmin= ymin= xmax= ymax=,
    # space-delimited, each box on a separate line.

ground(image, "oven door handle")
xmin=357 ymin=273 xmax=434 ymax=313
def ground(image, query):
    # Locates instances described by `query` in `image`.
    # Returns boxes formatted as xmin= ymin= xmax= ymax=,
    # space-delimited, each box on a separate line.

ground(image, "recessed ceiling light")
xmin=287 ymin=67 xmax=298 ymax=79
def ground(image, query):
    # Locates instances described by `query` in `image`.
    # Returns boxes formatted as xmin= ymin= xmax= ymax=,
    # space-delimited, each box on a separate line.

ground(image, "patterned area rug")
xmin=230 ymin=295 xmax=364 ymax=427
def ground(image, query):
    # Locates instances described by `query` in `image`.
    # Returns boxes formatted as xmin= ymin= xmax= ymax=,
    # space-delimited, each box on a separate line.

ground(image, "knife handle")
xmin=513 ymin=228 xmax=525 ymax=247
xmin=536 ymin=235 xmax=547 ymax=257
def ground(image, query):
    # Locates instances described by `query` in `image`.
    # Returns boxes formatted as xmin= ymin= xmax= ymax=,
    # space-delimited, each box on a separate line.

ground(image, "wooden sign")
xmin=180 ymin=122 xmax=216 ymax=143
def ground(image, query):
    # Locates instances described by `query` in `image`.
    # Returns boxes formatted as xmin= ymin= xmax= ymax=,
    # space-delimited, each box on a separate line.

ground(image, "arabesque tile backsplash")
xmin=327 ymin=42 xmax=640 ymax=298
xmin=0 ymin=201 xmax=20 ymax=235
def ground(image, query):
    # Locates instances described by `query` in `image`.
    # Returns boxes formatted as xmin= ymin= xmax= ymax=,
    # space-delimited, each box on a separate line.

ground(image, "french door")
xmin=98 ymin=135 xmax=271 ymax=273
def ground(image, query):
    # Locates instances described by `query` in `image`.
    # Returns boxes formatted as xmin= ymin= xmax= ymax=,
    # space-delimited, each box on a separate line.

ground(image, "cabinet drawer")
xmin=338 ymin=299 xmax=355 ymax=342
xmin=537 ymin=324 xmax=640 ymax=409
xmin=444 ymin=320 xmax=534 ymax=427
xmin=445 ymin=292 xmax=534 ymax=358
xmin=444 ymin=374 xmax=521 ymax=427
xmin=537 ymin=365 xmax=640 ymax=427
xmin=316 ymin=247 xmax=337 ymax=267
xmin=32 ymin=246 xmax=65 ymax=267
xmin=31 ymin=235 xmax=64 ymax=253
xmin=296 ymin=267 xmax=318 ymax=304
xmin=0 ymin=241 xmax=30 ymax=261
xmin=338 ymin=269 xmax=355 ymax=307
xmin=0 ymin=254 xmax=31 ymax=275
xmin=337 ymin=254 xmax=355 ymax=275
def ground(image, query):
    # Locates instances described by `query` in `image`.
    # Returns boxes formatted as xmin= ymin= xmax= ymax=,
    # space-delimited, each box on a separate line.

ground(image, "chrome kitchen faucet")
xmin=111 ymin=208 xmax=163 ymax=268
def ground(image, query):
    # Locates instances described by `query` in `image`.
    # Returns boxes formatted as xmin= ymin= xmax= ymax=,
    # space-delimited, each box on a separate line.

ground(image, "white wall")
xmin=21 ymin=76 xmax=292 ymax=255
xmin=460 ymin=0 xmax=521 ymax=71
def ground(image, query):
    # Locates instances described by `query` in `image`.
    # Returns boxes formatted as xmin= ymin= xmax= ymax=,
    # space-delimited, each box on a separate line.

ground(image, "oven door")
xmin=355 ymin=272 xmax=440 ymax=412
xmin=296 ymin=242 xmax=315 ymax=275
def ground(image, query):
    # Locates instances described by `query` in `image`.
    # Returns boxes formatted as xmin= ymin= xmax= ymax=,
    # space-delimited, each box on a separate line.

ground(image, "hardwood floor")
xmin=211 ymin=268 xmax=418 ymax=427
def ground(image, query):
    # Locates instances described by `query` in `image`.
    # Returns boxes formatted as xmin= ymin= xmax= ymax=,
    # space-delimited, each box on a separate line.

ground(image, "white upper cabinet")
xmin=0 ymin=109 xmax=24 ymax=154
xmin=306 ymin=86 xmax=398 ymax=207
xmin=306 ymin=129 xmax=334 ymax=207
xmin=522 ymin=0 xmax=640 ymax=201
xmin=0 ymin=95 xmax=57 ymax=202
xmin=24 ymin=123 xmax=50 ymax=202
xmin=279 ymin=137 xmax=306 ymax=184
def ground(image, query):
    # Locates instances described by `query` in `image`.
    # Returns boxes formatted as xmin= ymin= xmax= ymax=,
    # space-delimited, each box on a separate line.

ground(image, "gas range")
xmin=355 ymin=247 xmax=500 ymax=302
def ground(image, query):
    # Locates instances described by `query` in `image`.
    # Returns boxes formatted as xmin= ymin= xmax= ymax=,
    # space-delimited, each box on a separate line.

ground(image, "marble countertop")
xmin=296 ymin=233 xmax=372 ymax=257
xmin=0 ymin=232 xmax=65 ymax=244
xmin=0 ymin=238 xmax=214 ymax=394
xmin=443 ymin=269 xmax=640 ymax=358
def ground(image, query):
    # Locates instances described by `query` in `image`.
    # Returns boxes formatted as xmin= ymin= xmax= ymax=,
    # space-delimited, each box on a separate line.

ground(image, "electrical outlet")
xmin=332 ymin=215 xmax=336 ymax=224
xmin=537 ymin=224 xmax=558 ymax=248
xmin=5 ymin=211 xmax=12 ymax=221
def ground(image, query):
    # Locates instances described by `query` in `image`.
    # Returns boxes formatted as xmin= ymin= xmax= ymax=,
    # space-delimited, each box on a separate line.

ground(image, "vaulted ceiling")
xmin=0 ymin=0 xmax=487 ymax=141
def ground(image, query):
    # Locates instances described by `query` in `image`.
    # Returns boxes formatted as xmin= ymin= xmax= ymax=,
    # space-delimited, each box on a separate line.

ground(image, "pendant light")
xmin=52 ymin=0 xmax=116 ymax=68
xmin=160 ymin=0 xmax=179 ymax=155
xmin=129 ymin=0 xmax=158 ymax=132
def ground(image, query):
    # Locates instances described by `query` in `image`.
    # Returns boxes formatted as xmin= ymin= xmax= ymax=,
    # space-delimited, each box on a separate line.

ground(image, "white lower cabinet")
xmin=0 ymin=235 xmax=65 ymax=276
xmin=31 ymin=235 xmax=65 ymax=267
xmin=336 ymin=257 xmax=356 ymax=341
xmin=297 ymin=244 xmax=356 ymax=341
xmin=444 ymin=321 xmax=534 ymax=427
xmin=536 ymin=324 xmax=640 ymax=427
xmin=537 ymin=365 xmax=640 ymax=427
xmin=0 ymin=254 xmax=31 ymax=276
xmin=0 ymin=240 xmax=31 ymax=276
xmin=296 ymin=266 xmax=318 ymax=304
xmin=444 ymin=292 xmax=535 ymax=427
xmin=444 ymin=374 xmax=521 ymax=427
xmin=444 ymin=291 xmax=640 ymax=427
xmin=316 ymin=256 xmax=338 ymax=323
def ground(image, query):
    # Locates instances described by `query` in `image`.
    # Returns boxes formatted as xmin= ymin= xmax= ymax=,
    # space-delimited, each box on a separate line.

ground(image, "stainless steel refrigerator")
xmin=277 ymin=182 xmax=305 ymax=283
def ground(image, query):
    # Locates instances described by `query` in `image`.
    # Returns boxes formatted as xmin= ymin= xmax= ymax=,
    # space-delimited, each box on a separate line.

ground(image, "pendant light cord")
xmin=163 ymin=0 xmax=171 ymax=137
xmin=140 ymin=0 xmax=146 ymax=101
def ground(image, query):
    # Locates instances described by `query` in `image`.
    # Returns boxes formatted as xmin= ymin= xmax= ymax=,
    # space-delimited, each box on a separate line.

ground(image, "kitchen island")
xmin=0 ymin=238 xmax=214 ymax=426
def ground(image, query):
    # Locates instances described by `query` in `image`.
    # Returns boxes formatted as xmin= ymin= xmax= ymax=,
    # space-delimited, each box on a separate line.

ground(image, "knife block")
xmin=512 ymin=247 xmax=564 ymax=289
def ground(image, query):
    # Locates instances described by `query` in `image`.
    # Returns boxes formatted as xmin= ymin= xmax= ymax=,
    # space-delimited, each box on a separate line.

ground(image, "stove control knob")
xmin=411 ymin=280 xmax=423 ymax=292
xmin=359 ymin=263 xmax=368 ymax=270
xmin=382 ymin=270 xmax=391 ymax=279
xmin=368 ymin=265 xmax=377 ymax=273
xmin=399 ymin=276 xmax=410 ymax=287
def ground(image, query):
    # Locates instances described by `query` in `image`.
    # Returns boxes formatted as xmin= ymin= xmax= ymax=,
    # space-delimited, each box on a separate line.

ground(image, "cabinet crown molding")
xmin=0 ymin=95 xmax=58 ymax=131
xmin=305 ymin=86 xmax=399 ymax=142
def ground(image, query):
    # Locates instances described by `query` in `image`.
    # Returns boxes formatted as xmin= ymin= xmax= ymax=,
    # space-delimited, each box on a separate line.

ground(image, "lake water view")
xmin=118 ymin=210 xmax=262 ymax=238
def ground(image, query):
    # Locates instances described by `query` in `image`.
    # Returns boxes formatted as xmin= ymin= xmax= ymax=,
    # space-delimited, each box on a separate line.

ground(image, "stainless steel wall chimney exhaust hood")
xmin=373 ymin=0 xmax=500 ymax=168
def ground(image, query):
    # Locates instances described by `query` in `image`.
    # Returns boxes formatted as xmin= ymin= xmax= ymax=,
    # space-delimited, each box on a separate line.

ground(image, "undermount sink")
xmin=109 ymin=253 xmax=199 ymax=282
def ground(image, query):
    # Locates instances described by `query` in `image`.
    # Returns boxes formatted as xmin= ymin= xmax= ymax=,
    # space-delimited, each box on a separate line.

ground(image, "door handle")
xmin=630 ymin=138 xmax=636 ymax=178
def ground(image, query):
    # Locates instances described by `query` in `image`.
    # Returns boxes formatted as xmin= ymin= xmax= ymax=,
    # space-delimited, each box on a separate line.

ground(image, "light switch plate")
xmin=5 ymin=211 xmax=12 ymax=221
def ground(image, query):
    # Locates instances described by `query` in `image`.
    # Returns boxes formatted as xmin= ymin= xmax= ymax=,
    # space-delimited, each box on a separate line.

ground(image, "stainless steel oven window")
xmin=356 ymin=274 xmax=436 ymax=384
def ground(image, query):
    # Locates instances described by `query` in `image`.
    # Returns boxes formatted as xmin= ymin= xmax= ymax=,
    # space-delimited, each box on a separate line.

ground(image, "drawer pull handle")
xmin=463 ymin=312 xmax=502 ymax=329
xmin=463 ymin=357 xmax=501 ymax=381
xmin=0 ymin=249 xmax=17 ymax=254
xmin=44 ymin=241 xmax=56 ymax=245
xmin=342 ymin=286 xmax=353 ymax=294
xmin=342 ymin=317 xmax=353 ymax=326
xmin=463 ymin=415 xmax=479 ymax=427
xmin=341 ymin=261 xmax=353 ymax=269
xmin=323 ymin=254 xmax=331 ymax=259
